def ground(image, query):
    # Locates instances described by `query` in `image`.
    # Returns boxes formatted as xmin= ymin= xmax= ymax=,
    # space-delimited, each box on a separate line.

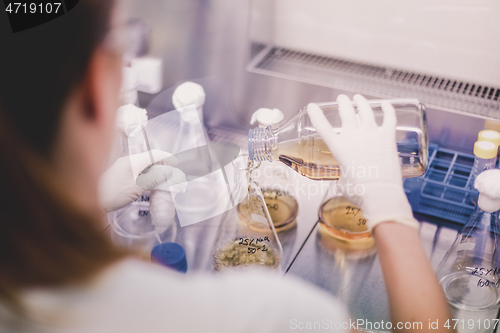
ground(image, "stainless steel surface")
xmin=248 ymin=45 xmax=500 ymax=119
xmin=285 ymin=216 xmax=462 ymax=332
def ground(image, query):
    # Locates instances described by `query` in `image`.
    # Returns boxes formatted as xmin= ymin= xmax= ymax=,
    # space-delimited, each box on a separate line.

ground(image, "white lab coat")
xmin=0 ymin=259 xmax=350 ymax=332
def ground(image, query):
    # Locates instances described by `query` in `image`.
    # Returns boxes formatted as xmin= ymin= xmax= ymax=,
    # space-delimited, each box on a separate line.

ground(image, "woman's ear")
xmin=82 ymin=47 xmax=122 ymax=126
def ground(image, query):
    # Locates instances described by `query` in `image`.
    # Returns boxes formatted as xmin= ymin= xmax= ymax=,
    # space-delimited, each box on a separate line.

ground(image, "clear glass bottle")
xmin=437 ymin=169 xmax=500 ymax=333
xmin=248 ymin=99 xmax=428 ymax=180
xmin=211 ymin=160 xmax=283 ymax=271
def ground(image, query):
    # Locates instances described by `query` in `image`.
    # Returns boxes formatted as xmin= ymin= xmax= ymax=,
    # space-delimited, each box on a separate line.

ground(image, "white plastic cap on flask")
xmin=250 ymin=108 xmax=284 ymax=128
xmin=172 ymin=82 xmax=206 ymax=124
xmin=116 ymin=104 xmax=148 ymax=136
xmin=172 ymin=82 xmax=206 ymax=109
xmin=475 ymin=169 xmax=500 ymax=213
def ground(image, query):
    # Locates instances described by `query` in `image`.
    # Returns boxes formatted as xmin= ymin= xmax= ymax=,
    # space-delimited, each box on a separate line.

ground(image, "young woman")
xmin=0 ymin=1 xmax=453 ymax=332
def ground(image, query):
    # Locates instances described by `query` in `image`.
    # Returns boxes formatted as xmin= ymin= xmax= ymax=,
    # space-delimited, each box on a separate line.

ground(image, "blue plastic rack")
xmin=403 ymin=144 xmax=479 ymax=225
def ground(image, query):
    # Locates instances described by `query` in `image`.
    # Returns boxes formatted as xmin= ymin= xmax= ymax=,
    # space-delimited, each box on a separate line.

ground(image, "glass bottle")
xmin=211 ymin=159 xmax=283 ymax=271
xmin=436 ymin=170 xmax=500 ymax=332
xmin=468 ymin=141 xmax=497 ymax=190
xmin=248 ymin=99 xmax=428 ymax=180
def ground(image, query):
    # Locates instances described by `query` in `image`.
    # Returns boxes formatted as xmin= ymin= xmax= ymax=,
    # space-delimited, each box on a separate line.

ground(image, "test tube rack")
xmin=403 ymin=144 xmax=479 ymax=225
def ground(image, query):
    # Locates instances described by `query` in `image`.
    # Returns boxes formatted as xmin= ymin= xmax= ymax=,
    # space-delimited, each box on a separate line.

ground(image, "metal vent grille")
xmin=247 ymin=45 xmax=500 ymax=119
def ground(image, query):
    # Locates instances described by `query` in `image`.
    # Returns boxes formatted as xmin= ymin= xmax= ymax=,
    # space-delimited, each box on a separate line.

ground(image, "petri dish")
xmin=318 ymin=196 xmax=372 ymax=241
xmin=109 ymin=203 xmax=159 ymax=260
xmin=237 ymin=189 xmax=298 ymax=233
xmin=261 ymin=188 xmax=298 ymax=232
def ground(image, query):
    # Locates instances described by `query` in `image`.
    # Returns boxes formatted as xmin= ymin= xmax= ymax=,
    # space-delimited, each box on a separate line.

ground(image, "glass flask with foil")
xmin=248 ymin=99 xmax=428 ymax=180
xmin=436 ymin=169 xmax=500 ymax=333
xmin=211 ymin=158 xmax=283 ymax=271
xmin=318 ymin=181 xmax=373 ymax=243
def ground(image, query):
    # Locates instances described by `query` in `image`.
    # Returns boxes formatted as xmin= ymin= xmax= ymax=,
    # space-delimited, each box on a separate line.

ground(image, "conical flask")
xmin=248 ymin=99 xmax=428 ymax=180
xmin=211 ymin=158 xmax=283 ymax=271
xmin=436 ymin=170 xmax=500 ymax=330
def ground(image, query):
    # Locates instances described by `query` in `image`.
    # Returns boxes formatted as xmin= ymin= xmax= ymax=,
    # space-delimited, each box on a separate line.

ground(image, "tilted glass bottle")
xmin=436 ymin=169 xmax=500 ymax=332
xmin=248 ymin=99 xmax=428 ymax=180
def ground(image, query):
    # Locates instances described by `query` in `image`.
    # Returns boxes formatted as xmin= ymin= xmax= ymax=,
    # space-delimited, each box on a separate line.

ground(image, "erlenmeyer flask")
xmin=318 ymin=181 xmax=373 ymax=242
xmin=211 ymin=159 xmax=283 ymax=271
xmin=436 ymin=170 xmax=500 ymax=332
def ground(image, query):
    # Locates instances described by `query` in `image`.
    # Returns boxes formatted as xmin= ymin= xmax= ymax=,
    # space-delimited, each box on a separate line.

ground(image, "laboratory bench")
xmin=284 ymin=215 xmax=463 ymax=331
xmin=146 ymin=166 xmax=480 ymax=333
xmin=168 ymin=192 xmax=498 ymax=333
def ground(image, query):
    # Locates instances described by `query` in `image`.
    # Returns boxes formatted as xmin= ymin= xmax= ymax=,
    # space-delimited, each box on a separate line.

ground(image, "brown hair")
xmin=0 ymin=0 xmax=126 ymax=306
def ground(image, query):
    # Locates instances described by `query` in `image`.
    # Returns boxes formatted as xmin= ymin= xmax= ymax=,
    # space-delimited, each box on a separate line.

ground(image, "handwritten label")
xmin=239 ymin=237 xmax=270 ymax=254
xmin=136 ymin=195 xmax=150 ymax=202
xmin=138 ymin=210 xmax=149 ymax=217
xmin=477 ymin=279 xmax=500 ymax=288
xmin=263 ymin=190 xmax=283 ymax=200
xmin=266 ymin=203 xmax=279 ymax=211
xmin=471 ymin=267 xmax=500 ymax=277
xmin=345 ymin=206 xmax=361 ymax=217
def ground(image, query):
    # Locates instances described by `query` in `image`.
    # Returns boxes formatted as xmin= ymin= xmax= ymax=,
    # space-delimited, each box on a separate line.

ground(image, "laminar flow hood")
xmin=248 ymin=0 xmax=500 ymax=119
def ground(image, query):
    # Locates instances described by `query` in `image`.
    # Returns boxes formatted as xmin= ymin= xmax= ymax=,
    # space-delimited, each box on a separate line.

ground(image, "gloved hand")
xmin=145 ymin=164 xmax=188 ymax=235
xmin=98 ymin=150 xmax=180 ymax=212
xmin=307 ymin=94 xmax=418 ymax=231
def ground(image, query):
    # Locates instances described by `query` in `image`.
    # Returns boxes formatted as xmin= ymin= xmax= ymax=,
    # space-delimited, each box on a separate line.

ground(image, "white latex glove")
xmin=98 ymin=150 xmax=179 ymax=212
xmin=307 ymin=94 xmax=418 ymax=231
xmin=149 ymin=190 xmax=176 ymax=235
xmin=140 ymin=164 xmax=187 ymax=235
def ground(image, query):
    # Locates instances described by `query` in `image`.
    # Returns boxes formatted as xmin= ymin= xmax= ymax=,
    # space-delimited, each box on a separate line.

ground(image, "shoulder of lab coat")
xmin=2 ymin=259 xmax=350 ymax=333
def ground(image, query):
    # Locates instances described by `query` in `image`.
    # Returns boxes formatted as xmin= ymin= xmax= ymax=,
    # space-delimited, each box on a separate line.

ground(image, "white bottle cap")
xmin=116 ymin=104 xmax=148 ymax=136
xmin=475 ymin=169 xmax=500 ymax=212
xmin=172 ymin=82 xmax=206 ymax=110
xmin=172 ymin=82 xmax=206 ymax=124
xmin=250 ymin=108 xmax=284 ymax=127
